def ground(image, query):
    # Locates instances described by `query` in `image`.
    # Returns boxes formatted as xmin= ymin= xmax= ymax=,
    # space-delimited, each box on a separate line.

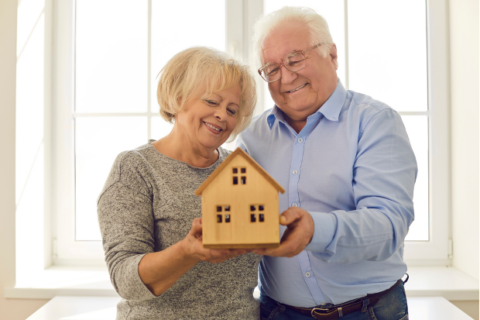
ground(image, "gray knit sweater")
xmin=97 ymin=142 xmax=262 ymax=320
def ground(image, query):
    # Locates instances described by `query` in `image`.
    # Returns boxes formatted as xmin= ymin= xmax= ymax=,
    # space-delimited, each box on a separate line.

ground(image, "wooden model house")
xmin=195 ymin=148 xmax=285 ymax=249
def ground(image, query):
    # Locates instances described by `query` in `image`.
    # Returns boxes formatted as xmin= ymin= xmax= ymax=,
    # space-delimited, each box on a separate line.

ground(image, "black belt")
xmin=283 ymin=280 xmax=403 ymax=320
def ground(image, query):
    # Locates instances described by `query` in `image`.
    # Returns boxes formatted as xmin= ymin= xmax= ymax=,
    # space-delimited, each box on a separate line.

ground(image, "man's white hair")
xmin=253 ymin=6 xmax=335 ymax=65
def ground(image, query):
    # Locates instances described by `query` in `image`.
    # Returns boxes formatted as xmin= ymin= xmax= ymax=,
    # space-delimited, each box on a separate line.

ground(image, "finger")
xmin=256 ymin=225 xmax=305 ymax=257
xmin=252 ymin=246 xmax=289 ymax=256
xmin=279 ymin=207 xmax=301 ymax=226
xmin=191 ymin=218 xmax=202 ymax=229
xmin=261 ymin=242 xmax=301 ymax=257
xmin=205 ymin=248 xmax=231 ymax=257
xmin=190 ymin=218 xmax=203 ymax=235
xmin=222 ymin=249 xmax=245 ymax=259
xmin=232 ymin=249 xmax=250 ymax=255
xmin=252 ymin=248 xmax=267 ymax=255
xmin=202 ymin=249 xmax=239 ymax=263
xmin=255 ymin=247 xmax=281 ymax=256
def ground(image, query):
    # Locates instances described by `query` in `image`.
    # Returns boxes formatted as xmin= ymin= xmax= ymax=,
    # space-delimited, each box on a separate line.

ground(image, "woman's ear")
xmin=176 ymin=96 xmax=184 ymax=112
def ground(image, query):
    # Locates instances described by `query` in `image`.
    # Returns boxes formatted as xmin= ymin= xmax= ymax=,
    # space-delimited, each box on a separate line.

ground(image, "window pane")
xmin=76 ymin=0 xmax=148 ymax=113
xmin=264 ymin=1 xmax=345 ymax=110
xmin=75 ymin=117 xmax=148 ymax=240
xmin=151 ymin=0 xmax=225 ymax=111
xmin=348 ymin=0 xmax=427 ymax=112
xmin=402 ymin=115 xmax=429 ymax=241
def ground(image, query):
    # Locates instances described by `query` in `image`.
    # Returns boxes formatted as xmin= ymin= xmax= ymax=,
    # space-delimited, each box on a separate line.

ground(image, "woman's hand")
xmin=139 ymin=217 xmax=251 ymax=296
xmin=181 ymin=218 xmax=251 ymax=263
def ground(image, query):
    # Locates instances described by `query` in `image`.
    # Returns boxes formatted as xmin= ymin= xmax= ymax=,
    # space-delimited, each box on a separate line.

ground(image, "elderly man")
xmin=237 ymin=6 xmax=416 ymax=320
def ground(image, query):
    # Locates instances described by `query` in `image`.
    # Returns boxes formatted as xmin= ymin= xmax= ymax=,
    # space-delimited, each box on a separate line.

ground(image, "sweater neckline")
xmin=146 ymin=140 xmax=225 ymax=170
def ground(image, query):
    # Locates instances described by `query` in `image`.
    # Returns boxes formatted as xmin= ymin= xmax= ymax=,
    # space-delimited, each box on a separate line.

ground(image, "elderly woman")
xmin=97 ymin=47 xmax=260 ymax=319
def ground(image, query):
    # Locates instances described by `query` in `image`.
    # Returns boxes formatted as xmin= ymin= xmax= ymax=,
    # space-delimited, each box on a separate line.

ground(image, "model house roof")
xmin=195 ymin=148 xmax=285 ymax=196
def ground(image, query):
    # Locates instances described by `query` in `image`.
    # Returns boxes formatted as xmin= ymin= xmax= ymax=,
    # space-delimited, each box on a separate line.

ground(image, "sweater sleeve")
xmin=97 ymin=152 xmax=157 ymax=301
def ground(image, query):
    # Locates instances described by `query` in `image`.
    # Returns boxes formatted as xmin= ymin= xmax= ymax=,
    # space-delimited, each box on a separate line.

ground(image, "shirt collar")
xmin=266 ymin=80 xmax=347 ymax=129
xmin=317 ymin=80 xmax=346 ymax=122
xmin=267 ymin=107 xmax=284 ymax=129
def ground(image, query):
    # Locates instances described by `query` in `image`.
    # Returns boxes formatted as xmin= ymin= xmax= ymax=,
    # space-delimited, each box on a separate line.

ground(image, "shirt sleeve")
xmin=97 ymin=153 xmax=157 ymax=301
xmin=306 ymin=108 xmax=417 ymax=262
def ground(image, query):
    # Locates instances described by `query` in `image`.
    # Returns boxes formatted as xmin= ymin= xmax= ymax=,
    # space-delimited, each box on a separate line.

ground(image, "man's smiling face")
xmin=261 ymin=21 xmax=338 ymax=122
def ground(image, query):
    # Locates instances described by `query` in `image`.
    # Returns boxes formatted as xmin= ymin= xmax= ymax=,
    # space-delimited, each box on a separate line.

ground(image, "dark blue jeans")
xmin=260 ymin=281 xmax=408 ymax=320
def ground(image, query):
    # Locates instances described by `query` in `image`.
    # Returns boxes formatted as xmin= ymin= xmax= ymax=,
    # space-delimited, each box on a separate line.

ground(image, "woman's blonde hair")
xmin=156 ymin=47 xmax=257 ymax=140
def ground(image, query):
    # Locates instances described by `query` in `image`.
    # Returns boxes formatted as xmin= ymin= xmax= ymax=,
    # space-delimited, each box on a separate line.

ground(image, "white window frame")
xmin=53 ymin=0 xmax=106 ymax=265
xmin=50 ymin=0 xmax=450 ymax=267
xmin=402 ymin=0 xmax=450 ymax=264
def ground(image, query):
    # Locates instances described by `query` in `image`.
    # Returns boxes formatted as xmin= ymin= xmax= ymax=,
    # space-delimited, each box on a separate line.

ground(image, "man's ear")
xmin=330 ymin=44 xmax=338 ymax=70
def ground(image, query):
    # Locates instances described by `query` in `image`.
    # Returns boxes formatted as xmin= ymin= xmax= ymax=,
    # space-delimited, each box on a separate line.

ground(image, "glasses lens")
xmin=262 ymin=63 xmax=281 ymax=82
xmin=286 ymin=52 xmax=305 ymax=71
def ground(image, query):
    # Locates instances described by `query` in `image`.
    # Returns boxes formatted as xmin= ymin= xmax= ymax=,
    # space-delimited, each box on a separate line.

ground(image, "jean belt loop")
xmin=276 ymin=301 xmax=286 ymax=313
xmin=403 ymin=273 xmax=409 ymax=284
xmin=361 ymin=297 xmax=370 ymax=313
xmin=267 ymin=305 xmax=280 ymax=320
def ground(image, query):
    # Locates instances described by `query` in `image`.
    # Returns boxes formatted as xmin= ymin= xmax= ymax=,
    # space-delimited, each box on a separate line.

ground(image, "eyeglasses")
xmin=258 ymin=44 xmax=322 ymax=82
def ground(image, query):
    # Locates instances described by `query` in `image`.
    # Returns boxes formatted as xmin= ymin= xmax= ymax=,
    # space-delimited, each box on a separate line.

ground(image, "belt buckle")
xmin=311 ymin=303 xmax=334 ymax=317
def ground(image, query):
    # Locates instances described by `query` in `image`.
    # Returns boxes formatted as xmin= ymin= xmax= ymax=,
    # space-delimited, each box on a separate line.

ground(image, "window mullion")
xmin=343 ymin=0 xmax=349 ymax=90
xmin=225 ymin=0 xmax=245 ymax=62
xmin=398 ymin=111 xmax=430 ymax=116
xmin=147 ymin=0 xmax=152 ymax=140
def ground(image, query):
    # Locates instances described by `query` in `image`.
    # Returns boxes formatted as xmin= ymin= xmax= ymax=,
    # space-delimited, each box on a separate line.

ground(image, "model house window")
xmin=216 ymin=205 xmax=231 ymax=223
xmin=250 ymin=205 xmax=265 ymax=222
xmin=232 ymin=167 xmax=246 ymax=185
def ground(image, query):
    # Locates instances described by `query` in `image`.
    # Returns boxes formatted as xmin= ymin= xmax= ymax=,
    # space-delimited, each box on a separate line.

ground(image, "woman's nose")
xmin=214 ymin=107 xmax=227 ymax=121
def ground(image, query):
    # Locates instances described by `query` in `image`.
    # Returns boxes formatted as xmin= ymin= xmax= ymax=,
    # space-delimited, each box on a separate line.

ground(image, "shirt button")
xmin=292 ymin=203 xmax=298 ymax=207
xmin=292 ymin=170 xmax=298 ymax=175
xmin=298 ymin=138 xmax=303 ymax=143
xmin=305 ymin=272 xmax=311 ymax=278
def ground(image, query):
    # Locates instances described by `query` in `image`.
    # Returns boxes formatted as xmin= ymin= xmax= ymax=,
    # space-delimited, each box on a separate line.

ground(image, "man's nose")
xmin=280 ymin=65 xmax=297 ymax=84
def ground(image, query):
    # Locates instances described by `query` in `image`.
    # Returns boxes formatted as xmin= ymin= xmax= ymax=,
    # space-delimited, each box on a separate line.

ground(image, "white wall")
xmin=449 ymin=0 xmax=479 ymax=280
xmin=448 ymin=2 xmax=478 ymax=318
xmin=15 ymin=0 xmax=53 ymax=285
xmin=0 ymin=0 xmax=49 ymax=319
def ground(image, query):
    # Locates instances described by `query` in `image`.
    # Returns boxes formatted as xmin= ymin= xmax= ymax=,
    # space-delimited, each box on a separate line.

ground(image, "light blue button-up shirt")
xmin=237 ymin=81 xmax=417 ymax=307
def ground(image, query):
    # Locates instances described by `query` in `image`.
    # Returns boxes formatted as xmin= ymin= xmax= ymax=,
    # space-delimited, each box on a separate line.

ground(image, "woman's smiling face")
xmin=175 ymin=84 xmax=241 ymax=152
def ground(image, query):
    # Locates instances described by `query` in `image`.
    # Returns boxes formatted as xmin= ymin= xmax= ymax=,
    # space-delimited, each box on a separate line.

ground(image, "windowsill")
xmin=4 ymin=266 xmax=117 ymax=299
xmin=404 ymin=266 xmax=479 ymax=300
xmin=4 ymin=266 xmax=479 ymax=301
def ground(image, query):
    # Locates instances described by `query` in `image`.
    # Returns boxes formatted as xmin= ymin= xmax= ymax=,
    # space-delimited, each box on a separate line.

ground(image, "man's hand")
xmin=253 ymin=207 xmax=314 ymax=257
